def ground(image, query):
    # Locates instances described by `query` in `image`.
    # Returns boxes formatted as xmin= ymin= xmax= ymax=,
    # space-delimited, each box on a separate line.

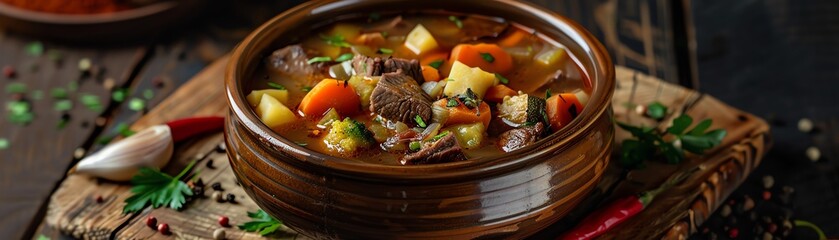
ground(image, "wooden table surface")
xmin=1 ymin=0 xmax=836 ymax=239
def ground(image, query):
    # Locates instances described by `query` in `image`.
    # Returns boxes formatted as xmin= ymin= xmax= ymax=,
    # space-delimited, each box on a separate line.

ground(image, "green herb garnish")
xmin=458 ymin=88 xmax=480 ymax=109
xmin=267 ymin=82 xmax=286 ymax=90
xmin=143 ymin=89 xmax=154 ymax=100
xmin=335 ymin=53 xmax=354 ymax=62
xmin=6 ymin=101 xmax=33 ymax=124
xmin=409 ymin=141 xmax=422 ymax=151
xmin=546 ymin=89 xmax=552 ymax=99
xmin=123 ymin=160 xmax=197 ymax=213
xmin=446 ymin=98 xmax=459 ymax=107
xmin=378 ymin=48 xmax=394 ymax=54
xmin=448 ymin=16 xmax=463 ymax=29
xmin=30 ymin=90 xmax=43 ymax=100
xmin=432 ymin=131 xmax=449 ymax=141
xmin=302 ymin=86 xmax=313 ymax=92
xmin=479 ymin=52 xmax=495 ymax=63
xmin=112 ymin=88 xmax=128 ymax=102
xmin=54 ymin=99 xmax=72 ymax=111
xmin=429 ymin=60 xmax=444 ymax=69
xmin=320 ymin=34 xmax=351 ymax=48
xmin=415 ymin=115 xmax=427 ymax=128
xmin=51 ymin=88 xmax=68 ymax=99
xmin=617 ymin=114 xmax=727 ymax=168
xmin=80 ymin=94 xmax=102 ymax=112
xmin=128 ymin=98 xmax=145 ymax=111
xmin=495 ymin=73 xmax=509 ymax=84
xmin=25 ymin=41 xmax=44 ymax=56
xmin=646 ymin=101 xmax=667 ymax=120
xmin=239 ymin=210 xmax=284 ymax=236
xmin=0 ymin=138 xmax=9 ymax=150
xmin=307 ymin=56 xmax=332 ymax=64
xmin=296 ymin=142 xmax=308 ymax=147
xmin=5 ymin=83 xmax=26 ymax=93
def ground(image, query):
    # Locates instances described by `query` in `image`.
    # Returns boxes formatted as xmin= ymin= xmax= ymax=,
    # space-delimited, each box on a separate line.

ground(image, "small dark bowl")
xmin=0 ymin=0 xmax=203 ymax=42
xmin=225 ymin=0 xmax=615 ymax=239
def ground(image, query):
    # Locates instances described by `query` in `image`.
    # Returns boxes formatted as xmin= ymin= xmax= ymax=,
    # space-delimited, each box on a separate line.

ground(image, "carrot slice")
xmin=434 ymin=99 xmax=491 ymax=128
xmin=546 ymin=93 xmax=584 ymax=132
xmin=299 ymin=79 xmax=361 ymax=117
xmin=421 ymin=65 xmax=441 ymax=82
xmin=420 ymin=51 xmax=449 ymax=65
xmin=448 ymin=43 xmax=513 ymax=75
xmin=498 ymin=29 xmax=529 ymax=47
xmin=484 ymin=84 xmax=518 ymax=103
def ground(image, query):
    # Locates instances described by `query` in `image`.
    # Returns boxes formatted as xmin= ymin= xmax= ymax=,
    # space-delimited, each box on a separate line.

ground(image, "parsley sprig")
xmin=617 ymin=113 xmax=727 ymax=168
xmin=123 ymin=160 xmax=196 ymax=213
xmin=239 ymin=210 xmax=284 ymax=236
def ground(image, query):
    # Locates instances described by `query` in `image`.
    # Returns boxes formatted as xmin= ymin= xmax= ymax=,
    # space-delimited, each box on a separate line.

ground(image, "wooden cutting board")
xmin=43 ymin=56 xmax=769 ymax=239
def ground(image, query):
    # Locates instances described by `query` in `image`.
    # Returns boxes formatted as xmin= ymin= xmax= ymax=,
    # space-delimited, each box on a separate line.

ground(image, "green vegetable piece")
xmin=479 ymin=52 xmax=495 ymax=63
xmin=378 ymin=48 xmax=394 ymax=54
xmin=409 ymin=141 xmax=422 ymax=151
xmin=415 ymin=115 xmax=427 ymax=128
xmin=54 ymin=99 xmax=73 ymax=111
xmin=429 ymin=60 xmax=444 ymax=69
xmin=238 ymin=210 xmax=284 ymax=236
xmin=128 ymin=98 xmax=145 ymax=111
xmin=5 ymin=83 xmax=26 ymax=93
xmin=143 ymin=89 xmax=154 ymax=100
xmin=307 ymin=56 xmax=332 ymax=64
xmin=335 ymin=53 xmax=354 ymax=62
xmin=6 ymin=101 xmax=34 ymax=124
xmin=123 ymin=160 xmax=197 ymax=213
xmin=266 ymin=82 xmax=286 ymax=90
xmin=646 ymin=102 xmax=667 ymax=120
xmin=323 ymin=118 xmax=375 ymax=153
xmin=25 ymin=41 xmax=44 ymax=56
xmin=448 ymin=16 xmax=463 ymax=29
xmin=51 ymin=88 xmax=68 ymax=99
xmin=80 ymin=94 xmax=103 ymax=112
xmin=495 ymin=73 xmax=509 ymax=84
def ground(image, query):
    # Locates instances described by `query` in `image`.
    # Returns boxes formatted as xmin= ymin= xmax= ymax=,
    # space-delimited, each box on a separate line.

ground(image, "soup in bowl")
xmin=225 ymin=0 xmax=615 ymax=238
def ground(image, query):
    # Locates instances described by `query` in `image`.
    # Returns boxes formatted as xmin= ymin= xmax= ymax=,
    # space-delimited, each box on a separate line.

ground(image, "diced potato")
xmin=247 ymin=89 xmax=289 ymax=106
xmin=347 ymin=75 xmax=380 ymax=108
xmin=256 ymin=94 xmax=296 ymax=128
xmin=443 ymin=61 xmax=498 ymax=99
xmin=443 ymin=123 xmax=485 ymax=149
xmin=329 ymin=23 xmax=363 ymax=44
xmin=405 ymin=24 xmax=439 ymax=55
xmin=534 ymin=48 xmax=566 ymax=67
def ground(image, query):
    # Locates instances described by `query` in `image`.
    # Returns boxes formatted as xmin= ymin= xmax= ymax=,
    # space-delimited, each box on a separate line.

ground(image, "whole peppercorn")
xmin=212 ymin=191 xmax=225 ymax=202
xmin=146 ymin=216 xmax=157 ymax=228
xmin=226 ymin=193 xmax=236 ymax=203
xmin=3 ymin=65 xmax=16 ymax=78
xmin=728 ymin=228 xmax=739 ymax=238
xmin=95 ymin=195 xmax=104 ymax=203
xmin=206 ymin=159 xmax=216 ymax=169
xmin=762 ymin=175 xmax=775 ymax=189
xmin=218 ymin=216 xmax=230 ymax=227
xmin=213 ymin=228 xmax=226 ymax=240
xmin=762 ymin=191 xmax=772 ymax=201
xmin=212 ymin=182 xmax=223 ymax=191
xmin=157 ymin=223 xmax=170 ymax=235
xmin=767 ymin=223 xmax=778 ymax=233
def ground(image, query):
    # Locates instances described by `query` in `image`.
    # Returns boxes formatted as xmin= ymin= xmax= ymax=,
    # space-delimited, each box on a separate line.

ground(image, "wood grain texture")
xmin=0 ymin=31 xmax=147 ymax=240
xmin=43 ymin=59 xmax=768 ymax=239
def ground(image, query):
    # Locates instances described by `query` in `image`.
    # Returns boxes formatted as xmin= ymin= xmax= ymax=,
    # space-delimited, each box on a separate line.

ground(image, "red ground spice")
xmin=1 ymin=0 xmax=133 ymax=15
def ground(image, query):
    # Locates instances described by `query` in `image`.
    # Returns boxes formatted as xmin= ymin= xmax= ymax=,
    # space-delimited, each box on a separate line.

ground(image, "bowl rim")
xmin=0 ymin=1 xmax=177 ymax=24
xmin=225 ymin=0 xmax=615 ymax=179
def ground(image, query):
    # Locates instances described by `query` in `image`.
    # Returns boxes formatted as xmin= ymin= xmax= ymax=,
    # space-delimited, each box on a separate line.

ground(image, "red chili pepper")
xmin=558 ymin=169 xmax=695 ymax=240
xmin=165 ymin=116 xmax=225 ymax=143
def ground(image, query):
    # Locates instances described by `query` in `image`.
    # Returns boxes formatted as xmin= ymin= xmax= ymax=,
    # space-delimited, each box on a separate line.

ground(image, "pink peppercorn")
xmin=218 ymin=216 xmax=230 ymax=227
xmin=146 ymin=216 xmax=157 ymax=228
xmin=157 ymin=223 xmax=170 ymax=235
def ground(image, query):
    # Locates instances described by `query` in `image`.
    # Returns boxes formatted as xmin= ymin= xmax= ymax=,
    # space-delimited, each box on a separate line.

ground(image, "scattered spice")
xmin=7 ymin=101 xmax=34 ymax=124
xmin=73 ymin=148 xmax=86 ymax=159
xmin=67 ymin=81 xmax=78 ymax=91
xmin=95 ymin=195 xmax=104 ymax=203
xmin=762 ymin=190 xmax=772 ymax=200
xmin=102 ymin=78 xmax=116 ymax=91
xmin=213 ymin=228 xmax=226 ymax=240
xmin=3 ymin=65 xmax=16 ymax=78
xmin=212 ymin=191 xmax=225 ymax=203
xmin=211 ymin=182 xmax=223 ymax=191
xmin=157 ymin=223 xmax=170 ymax=235
xmin=806 ymin=146 xmax=821 ymax=161
xmin=25 ymin=41 xmax=44 ymax=56
xmin=206 ymin=159 xmax=215 ymax=169
xmin=225 ymin=193 xmax=236 ymax=203
xmin=798 ymin=118 xmax=814 ymax=132
xmin=146 ymin=216 xmax=158 ymax=228
xmin=47 ymin=49 xmax=63 ymax=63
xmin=79 ymin=94 xmax=103 ymax=112
xmin=78 ymin=58 xmax=92 ymax=72
xmin=218 ymin=216 xmax=230 ymax=227
xmin=762 ymin=175 xmax=775 ymax=189
xmin=152 ymin=77 xmax=165 ymax=88
xmin=215 ymin=143 xmax=226 ymax=153
xmin=111 ymin=88 xmax=128 ymax=102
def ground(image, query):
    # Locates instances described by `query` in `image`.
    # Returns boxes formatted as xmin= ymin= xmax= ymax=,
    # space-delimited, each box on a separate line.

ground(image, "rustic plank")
xmin=0 ymin=30 xmax=148 ymax=240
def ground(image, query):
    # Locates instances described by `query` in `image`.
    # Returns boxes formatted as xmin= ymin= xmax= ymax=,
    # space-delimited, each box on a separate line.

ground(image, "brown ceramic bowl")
xmin=0 ymin=0 xmax=204 ymax=42
xmin=224 ymin=0 xmax=615 ymax=239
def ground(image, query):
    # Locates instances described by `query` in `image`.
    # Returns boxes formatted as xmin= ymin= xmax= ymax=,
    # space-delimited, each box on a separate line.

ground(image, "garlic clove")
xmin=72 ymin=125 xmax=174 ymax=181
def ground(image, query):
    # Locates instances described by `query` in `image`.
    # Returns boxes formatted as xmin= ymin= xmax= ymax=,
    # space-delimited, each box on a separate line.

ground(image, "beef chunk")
xmin=402 ymin=134 xmax=467 ymax=165
xmin=497 ymin=122 xmax=546 ymax=152
xmin=384 ymin=58 xmax=424 ymax=84
xmin=459 ymin=17 xmax=509 ymax=42
xmin=370 ymin=71 xmax=433 ymax=125
xmin=266 ymin=45 xmax=320 ymax=78
xmin=351 ymin=55 xmax=385 ymax=77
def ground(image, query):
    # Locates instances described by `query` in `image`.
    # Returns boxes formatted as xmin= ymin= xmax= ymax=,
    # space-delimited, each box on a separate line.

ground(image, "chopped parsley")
xmin=448 ymin=16 xmax=463 ymax=29
xmin=446 ymin=98 xmax=459 ymax=107
xmin=546 ymin=89 xmax=552 ymax=99
xmin=0 ymin=138 xmax=7 ymax=150
xmin=79 ymin=94 xmax=103 ymax=112
xmin=495 ymin=73 xmax=509 ymax=84
xmin=25 ymin=41 xmax=44 ymax=56
xmin=51 ymin=88 xmax=68 ymax=99
xmin=5 ymin=83 xmax=26 ymax=93
xmin=378 ymin=48 xmax=394 ymax=54
xmin=307 ymin=56 xmax=332 ymax=64
xmin=335 ymin=53 xmax=354 ymax=62
xmin=617 ymin=114 xmax=727 ymax=168
xmin=128 ymin=98 xmax=145 ymax=111
xmin=480 ymin=52 xmax=495 ymax=63
xmin=6 ymin=101 xmax=33 ymax=124
xmin=409 ymin=141 xmax=422 ymax=151
xmin=112 ymin=88 xmax=128 ymax=102
xmin=54 ymin=99 xmax=73 ymax=111
xmin=267 ymin=82 xmax=286 ymax=90
xmin=320 ymin=34 xmax=351 ymax=48
xmin=428 ymin=60 xmax=444 ymax=69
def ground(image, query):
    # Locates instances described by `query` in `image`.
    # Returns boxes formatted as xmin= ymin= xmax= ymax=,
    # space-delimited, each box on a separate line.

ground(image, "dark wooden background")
xmin=0 ymin=0 xmax=836 ymax=239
